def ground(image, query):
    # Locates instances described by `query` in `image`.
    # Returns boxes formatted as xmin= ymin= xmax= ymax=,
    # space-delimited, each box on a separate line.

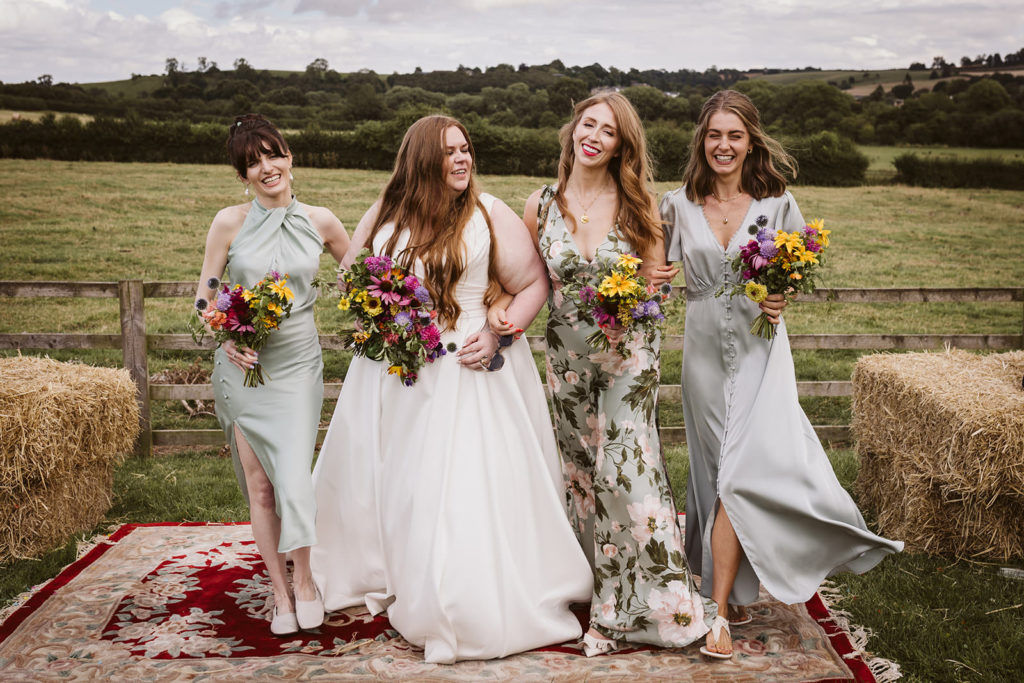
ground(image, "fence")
xmin=2 ymin=280 xmax=1021 ymax=456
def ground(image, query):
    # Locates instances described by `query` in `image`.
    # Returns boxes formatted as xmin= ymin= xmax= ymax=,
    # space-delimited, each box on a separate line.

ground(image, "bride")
xmin=310 ymin=115 xmax=592 ymax=663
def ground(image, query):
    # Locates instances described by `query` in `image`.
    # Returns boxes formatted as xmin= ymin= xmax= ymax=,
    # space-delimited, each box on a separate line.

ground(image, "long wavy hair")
xmin=681 ymin=90 xmax=797 ymax=203
xmin=226 ymin=113 xmax=290 ymax=177
xmin=549 ymin=91 xmax=660 ymax=259
xmin=369 ymin=115 xmax=500 ymax=330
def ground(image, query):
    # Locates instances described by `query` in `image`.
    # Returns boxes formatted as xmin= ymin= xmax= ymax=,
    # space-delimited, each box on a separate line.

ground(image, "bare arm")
xmin=458 ymin=198 xmax=545 ymax=370
xmin=194 ymin=205 xmax=256 ymax=369
xmin=522 ymin=189 xmax=542 ymax=250
xmin=306 ymin=204 xmax=349 ymax=264
xmin=340 ymin=201 xmax=381 ymax=270
xmin=491 ymin=198 xmax=549 ymax=330
xmin=487 ymin=188 xmax=544 ymax=335
xmin=639 ymin=196 xmax=679 ymax=287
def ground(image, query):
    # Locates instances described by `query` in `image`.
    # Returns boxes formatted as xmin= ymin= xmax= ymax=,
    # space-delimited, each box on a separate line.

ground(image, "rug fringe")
xmin=818 ymin=580 xmax=903 ymax=682
xmin=0 ymin=529 xmax=119 ymax=628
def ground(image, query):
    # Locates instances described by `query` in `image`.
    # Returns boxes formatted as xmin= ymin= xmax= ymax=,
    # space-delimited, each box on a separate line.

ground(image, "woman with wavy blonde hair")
xmin=661 ymin=89 xmax=901 ymax=659
xmin=491 ymin=92 xmax=713 ymax=656
xmin=310 ymin=114 xmax=592 ymax=663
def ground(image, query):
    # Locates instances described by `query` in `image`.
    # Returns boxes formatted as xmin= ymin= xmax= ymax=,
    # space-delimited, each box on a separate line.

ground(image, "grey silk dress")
xmin=212 ymin=197 xmax=324 ymax=553
xmin=660 ymin=187 xmax=902 ymax=606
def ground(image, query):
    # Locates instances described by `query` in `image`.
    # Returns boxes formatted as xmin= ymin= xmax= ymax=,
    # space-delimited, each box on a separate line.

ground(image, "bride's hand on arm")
xmin=456 ymin=328 xmax=501 ymax=371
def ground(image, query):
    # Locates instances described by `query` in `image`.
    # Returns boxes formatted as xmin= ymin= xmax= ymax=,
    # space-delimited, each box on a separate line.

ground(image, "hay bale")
xmin=0 ymin=356 xmax=139 ymax=561
xmin=852 ymin=349 xmax=1024 ymax=560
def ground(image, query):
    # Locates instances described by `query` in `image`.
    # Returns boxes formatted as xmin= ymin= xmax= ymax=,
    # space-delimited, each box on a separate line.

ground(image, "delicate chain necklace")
xmin=572 ymin=183 xmax=609 ymax=224
xmin=710 ymin=190 xmax=745 ymax=224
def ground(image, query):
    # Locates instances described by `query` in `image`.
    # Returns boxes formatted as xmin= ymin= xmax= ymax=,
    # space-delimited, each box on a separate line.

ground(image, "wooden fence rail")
xmin=2 ymin=281 xmax=1022 ymax=456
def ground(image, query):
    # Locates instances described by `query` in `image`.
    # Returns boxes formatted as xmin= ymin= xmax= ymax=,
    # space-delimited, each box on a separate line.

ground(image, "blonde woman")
xmin=310 ymin=115 xmax=591 ymax=663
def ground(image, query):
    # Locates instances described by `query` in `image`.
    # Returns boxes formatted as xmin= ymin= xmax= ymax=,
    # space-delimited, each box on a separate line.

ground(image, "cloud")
xmin=1 ymin=0 xmax=1021 ymax=84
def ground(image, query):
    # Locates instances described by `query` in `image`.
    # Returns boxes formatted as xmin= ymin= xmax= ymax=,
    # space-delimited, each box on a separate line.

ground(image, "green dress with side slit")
xmin=211 ymin=197 xmax=324 ymax=553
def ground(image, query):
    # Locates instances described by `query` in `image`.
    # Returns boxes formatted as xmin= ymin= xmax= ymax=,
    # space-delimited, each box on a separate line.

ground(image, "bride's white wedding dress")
xmin=310 ymin=194 xmax=592 ymax=663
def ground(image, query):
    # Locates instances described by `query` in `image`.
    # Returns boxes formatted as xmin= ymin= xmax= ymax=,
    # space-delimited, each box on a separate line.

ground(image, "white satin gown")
xmin=310 ymin=193 xmax=593 ymax=663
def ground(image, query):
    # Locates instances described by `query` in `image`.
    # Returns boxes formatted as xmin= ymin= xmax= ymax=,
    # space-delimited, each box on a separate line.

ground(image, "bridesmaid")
xmin=658 ymin=90 xmax=902 ymax=659
xmin=493 ymin=92 xmax=712 ymax=656
xmin=193 ymin=114 xmax=349 ymax=636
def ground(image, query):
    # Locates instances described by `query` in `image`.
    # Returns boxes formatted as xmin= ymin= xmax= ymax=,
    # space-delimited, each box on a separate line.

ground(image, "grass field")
xmin=2 ymin=159 xmax=1023 ymax=680
xmin=860 ymin=145 xmax=1024 ymax=171
xmin=0 ymin=109 xmax=94 ymax=124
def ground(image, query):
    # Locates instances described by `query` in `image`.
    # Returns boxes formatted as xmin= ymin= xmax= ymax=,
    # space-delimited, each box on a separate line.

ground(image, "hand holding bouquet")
xmin=721 ymin=216 xmax=831 ymax=339
xmin=336 ymin=249 xmax=447 ymax=386
xmin=566 ymin=253 xmax=671 ymax=358
xmin=190 ymin=272 xmax=294 ymax=386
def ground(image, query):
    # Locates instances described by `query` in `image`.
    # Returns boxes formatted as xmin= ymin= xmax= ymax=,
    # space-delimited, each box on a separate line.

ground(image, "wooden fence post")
xmin=119 ymin=279 xmax=152 ymax=457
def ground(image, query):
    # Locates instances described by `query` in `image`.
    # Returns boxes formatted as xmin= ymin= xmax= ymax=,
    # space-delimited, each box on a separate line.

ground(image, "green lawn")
xmin=2 ymin=160 xmax=1023 ymax=680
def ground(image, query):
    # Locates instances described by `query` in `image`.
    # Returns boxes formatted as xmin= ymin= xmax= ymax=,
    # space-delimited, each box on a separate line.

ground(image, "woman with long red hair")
xmin=310 ymin=115 xmax=591 ymax=663
xmin=493 ymin=92 xmax=713 ymax=656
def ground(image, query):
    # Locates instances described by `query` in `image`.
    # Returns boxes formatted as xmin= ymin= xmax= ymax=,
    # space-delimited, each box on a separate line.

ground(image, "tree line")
xmin=3 ymin=54 xmax=1023 ymax=149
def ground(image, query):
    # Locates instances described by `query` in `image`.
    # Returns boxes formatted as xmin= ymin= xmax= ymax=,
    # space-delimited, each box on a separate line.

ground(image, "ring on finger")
xmin=478 ymin=358 xmax=489 ymax=371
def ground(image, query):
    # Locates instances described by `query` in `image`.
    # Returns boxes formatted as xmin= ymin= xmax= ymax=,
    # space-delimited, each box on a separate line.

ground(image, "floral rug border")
xmin=0 ymin=522 xmax=894 ymax=682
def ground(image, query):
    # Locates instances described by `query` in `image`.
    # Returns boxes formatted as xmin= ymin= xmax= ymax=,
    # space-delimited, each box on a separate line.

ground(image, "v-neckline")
xmin=701 ymin=197 xmax=756 ymax=252
xmin=554 ymin=200 xmax=613 ymax=265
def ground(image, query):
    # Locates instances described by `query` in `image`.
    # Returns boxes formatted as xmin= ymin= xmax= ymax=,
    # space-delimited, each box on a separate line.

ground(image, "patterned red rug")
xmin=0 ymin=523 xmax=889 ymax=681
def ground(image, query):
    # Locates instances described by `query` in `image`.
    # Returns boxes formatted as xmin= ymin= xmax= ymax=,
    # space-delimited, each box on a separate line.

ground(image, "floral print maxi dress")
xmin=537 ymin=186 xmax=713 ymax=648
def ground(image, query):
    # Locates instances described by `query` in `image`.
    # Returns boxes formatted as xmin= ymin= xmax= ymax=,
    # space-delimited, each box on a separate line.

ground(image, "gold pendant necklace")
xmin=573 ymin=184 xmax=606 ymax=224
xmin=712 ymin=190 xmax=744 ymax=224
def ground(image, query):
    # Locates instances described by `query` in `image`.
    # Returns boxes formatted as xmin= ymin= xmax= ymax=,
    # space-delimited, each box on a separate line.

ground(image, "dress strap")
xmin=537 ymin=185 xmax=556 ymax=240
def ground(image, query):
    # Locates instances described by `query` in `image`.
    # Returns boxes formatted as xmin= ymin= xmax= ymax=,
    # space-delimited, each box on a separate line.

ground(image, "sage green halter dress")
xmin=212 ymin=197 xmax=324 ymax=553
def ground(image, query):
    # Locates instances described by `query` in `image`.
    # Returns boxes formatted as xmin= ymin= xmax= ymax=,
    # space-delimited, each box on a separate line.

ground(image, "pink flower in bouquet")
xmin=418 ymin=325 xmax=441 ymax=348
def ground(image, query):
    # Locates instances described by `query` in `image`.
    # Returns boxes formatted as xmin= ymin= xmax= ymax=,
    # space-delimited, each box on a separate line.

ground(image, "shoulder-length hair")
xmin=370 ymin=115 xmax=499 ymax=329
xmin=549 ymin=91 xmax=660 ymax=259
xmin=681 ymin=89 xmax=796 ymax=203
xmin=226 ymin=113 xmax=290 ymax=178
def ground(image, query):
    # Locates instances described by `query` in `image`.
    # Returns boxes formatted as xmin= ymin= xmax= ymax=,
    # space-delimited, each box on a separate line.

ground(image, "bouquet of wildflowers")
xmin=190 ymin=272 xmax=294 ymax=387
xmin=721 ymin=215 xmax=831 ymax=340
xmin=566 ymin=253 xmax=671 ymax=358
xmin=336 ymin=249 xmax=447 ymax=386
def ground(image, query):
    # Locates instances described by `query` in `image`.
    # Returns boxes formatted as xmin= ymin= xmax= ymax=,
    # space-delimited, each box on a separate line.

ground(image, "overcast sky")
xmin=3 ymin=0 xmax=1022 ymax=85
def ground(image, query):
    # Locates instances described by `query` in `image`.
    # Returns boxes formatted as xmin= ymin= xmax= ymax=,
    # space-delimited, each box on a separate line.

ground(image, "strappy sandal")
xmin=729 ymin=605 xmax=753 ymax=626
xmin=699 ymin=615 xmax=733 ymax=659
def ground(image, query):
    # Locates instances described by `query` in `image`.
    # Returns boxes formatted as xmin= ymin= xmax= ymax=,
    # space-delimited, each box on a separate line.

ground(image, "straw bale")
xmin=0 ymin=356 xmax=138 ymax=561
xmin=0 ymin=356 xmax=139 ymax=497
xmin=0 ymin=461 xmax=114 ymax=561
xmin=852 ymin=349 xmax=1024 ymax=560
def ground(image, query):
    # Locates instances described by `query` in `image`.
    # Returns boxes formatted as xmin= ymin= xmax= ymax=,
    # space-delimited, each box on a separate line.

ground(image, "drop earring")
xmin=244 ymin=184 xmax=250 ymax=196
xmin=289 ymin=171 xmax=294 ymax=181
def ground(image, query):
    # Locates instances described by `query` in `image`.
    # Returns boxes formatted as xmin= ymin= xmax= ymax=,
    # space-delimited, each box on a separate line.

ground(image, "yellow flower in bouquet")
xmin=599 ymin=271 xmax=636 ymax=298
xmin=616 ymin=253 xmax=642 ymax=274
xmin=744 ymin=282 xmax=768 ymax=303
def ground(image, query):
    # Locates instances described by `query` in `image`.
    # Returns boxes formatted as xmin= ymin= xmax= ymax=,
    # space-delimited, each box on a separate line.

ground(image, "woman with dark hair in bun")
xmin=193 ymin=114 xmax=349 ymax=636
